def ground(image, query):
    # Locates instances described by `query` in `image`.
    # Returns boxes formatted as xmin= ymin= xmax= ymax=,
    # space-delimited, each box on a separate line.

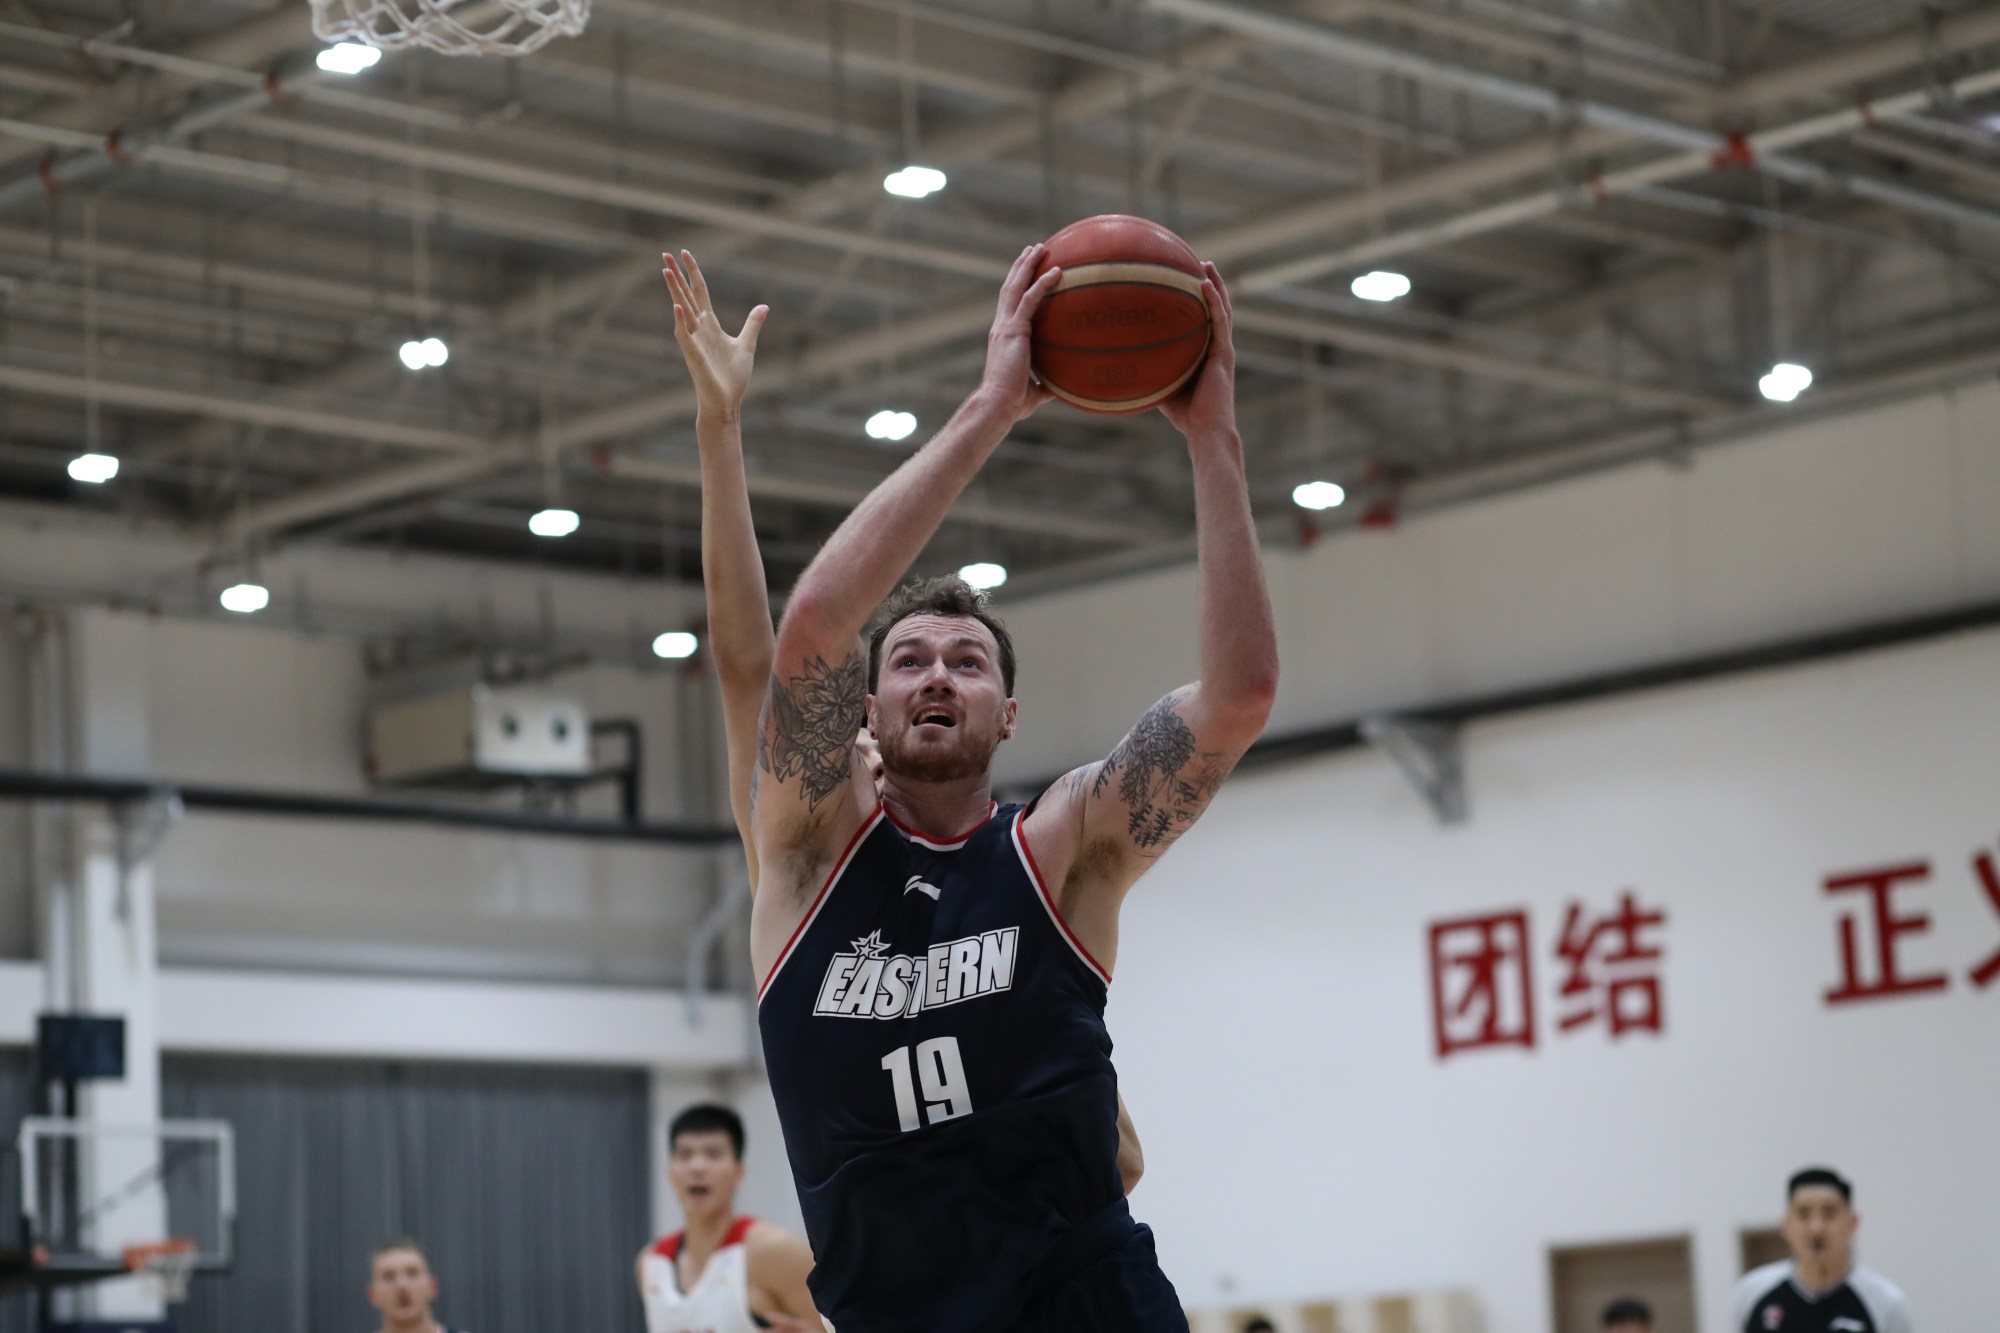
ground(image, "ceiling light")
xmin=1350 ymin=271 xmax=1412 ymax=302
xmin=398 ymin=336 xmax=448 ymax=370
xmin=315 ymin=42 xmax=382 ymax=75
xmin=1292 ymin=480 xmax=1346 ymax=511
xmin=865 ymin=409 xmax=918 ymax=442
xmin=652 ymin=631 xmax=699 ymax=660
xmin=68 ymin=452 xmax=119 ymax=484
xmin=1758 ymin=361 xmax=1813 ymax=402
xmin=883 ymin=165 xmax=947 ymax=199
xmin=219 ymin=582 xmax=269 ymax=614
xmin=529 ymin=507 xmax=579 ymax=538
xmin=958 ymin=562 xmax=1007 ymax=590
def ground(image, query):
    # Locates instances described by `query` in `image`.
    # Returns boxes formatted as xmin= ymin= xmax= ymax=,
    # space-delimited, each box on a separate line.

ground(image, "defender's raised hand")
xmin=976 ymin=243 xmax=1062 ymax=424
xmin=1158 ymin=262 xmax=1237 ymax=445
xmin=663 ymin=249 xmax=767 ymax=423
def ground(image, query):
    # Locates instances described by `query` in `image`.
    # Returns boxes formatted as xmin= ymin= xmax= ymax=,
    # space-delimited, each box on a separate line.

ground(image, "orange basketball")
xmin=1029 ymin=215 xmax=1211 ymax=415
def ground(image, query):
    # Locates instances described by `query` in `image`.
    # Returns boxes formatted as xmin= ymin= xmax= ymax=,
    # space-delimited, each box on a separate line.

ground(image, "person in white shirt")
xmin=637 ymin=1103 xmax=822 ymax=1333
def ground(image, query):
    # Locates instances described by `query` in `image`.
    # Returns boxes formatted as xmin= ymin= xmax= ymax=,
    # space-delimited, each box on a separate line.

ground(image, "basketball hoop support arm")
xmin=1360 ymin=716 xmax=1467 ymax=826
xmin=112 ymin=789 xmax=183 ymax=921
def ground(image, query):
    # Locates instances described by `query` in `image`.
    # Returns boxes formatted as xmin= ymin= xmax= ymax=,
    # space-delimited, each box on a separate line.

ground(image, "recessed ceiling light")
xmin=315 ymin=42 xmax=382 ymax=75
xmin=1758 ymin=362 xmax=1813 ymax=402
xmin=1350 ymin=271 xmax=1412 ymax=302
xmin=652 ymin=631 xmax=699 ymax=660
xmin=68 ymin=452 xmax=119 ymax=484
xmin=958 ymin=562 xmax=1007 ymax=590
xmin=398 ymin=336 xmax=448 ymax=370
xmin=219 ymin=582 xmax=269 ymax=614
xmin=1292 ymin=480 xmax=1346 ymax=511
xmin=529 ymin=507 xmax=579 ymax=538
xmin=865 ymin=410 xmax=918 ymax=442
xmin=883 ymin=165 xmax=947 ymax=199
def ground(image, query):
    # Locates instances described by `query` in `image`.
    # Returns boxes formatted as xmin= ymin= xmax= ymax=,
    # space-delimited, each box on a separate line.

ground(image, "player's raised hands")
xmin=1157 ymin=261 xmax=1238 ymax=446
xmin=976 ymin=243 xmax=1061 ymax=424
xmin=663 ymin=249 xmax=767 ymax=423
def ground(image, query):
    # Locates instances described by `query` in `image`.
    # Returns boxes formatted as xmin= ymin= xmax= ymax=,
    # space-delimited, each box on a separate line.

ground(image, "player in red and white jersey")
xmin=637 ymin=1103 xmax=821 ymax=1333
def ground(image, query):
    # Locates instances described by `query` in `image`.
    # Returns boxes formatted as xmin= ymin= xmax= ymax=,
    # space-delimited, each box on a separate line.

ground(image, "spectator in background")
xmin=368 ymin=1239 xmax=467 ymax=1333
xmin=1733 ymin=1166 xmax=1913 ymax=1333
xmin=1241 ymin=1319 xmax=1277 ymax=1333
xmin=1603 ymin=1296 xmax=1653 ymax=1331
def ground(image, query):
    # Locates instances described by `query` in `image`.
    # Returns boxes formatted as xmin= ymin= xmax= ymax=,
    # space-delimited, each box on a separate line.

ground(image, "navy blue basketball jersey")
xmin=757 ymin=801 xmax=1129 ymax=1333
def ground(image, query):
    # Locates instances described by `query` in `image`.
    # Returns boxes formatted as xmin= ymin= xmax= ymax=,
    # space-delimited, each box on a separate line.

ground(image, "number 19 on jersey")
xmin=881 ymin=1037 xmax=974 ymax=1131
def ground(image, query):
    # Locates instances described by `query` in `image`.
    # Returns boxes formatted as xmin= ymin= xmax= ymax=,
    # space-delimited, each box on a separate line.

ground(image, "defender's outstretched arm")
xmin=664 ymin=250 xmax=773 ymax=884
xmin=753 ymin=245 xmax=1060 ymax=882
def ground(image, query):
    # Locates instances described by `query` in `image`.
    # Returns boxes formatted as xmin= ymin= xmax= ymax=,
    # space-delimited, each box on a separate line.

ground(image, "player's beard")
xmin=878 ymin=720 xmax=999 ymax=783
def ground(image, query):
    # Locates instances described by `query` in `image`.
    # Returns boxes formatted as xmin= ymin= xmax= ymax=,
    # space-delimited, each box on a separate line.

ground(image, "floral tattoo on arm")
xmin=758 ymin=651 xmax=867 ymax=813
xmin=1089 ymin=691 xmax=1238 ymax=852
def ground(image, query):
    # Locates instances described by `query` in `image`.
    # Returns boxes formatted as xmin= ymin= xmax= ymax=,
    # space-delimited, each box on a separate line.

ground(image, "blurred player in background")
xmin=1733 ymin=1167 xmax=1913 ymax=1333
xmin=367 ymin=1239 xmax=465 ymax=1333
xmin=638 ymin=1103 xmax=821 ymax=1333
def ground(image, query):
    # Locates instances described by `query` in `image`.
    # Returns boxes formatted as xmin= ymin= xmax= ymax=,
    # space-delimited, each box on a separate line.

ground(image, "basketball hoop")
xmin=309 ymin=0 xmax=589 ymax=57
xmin=124 ymin=1238 xmax=198 ymax=1305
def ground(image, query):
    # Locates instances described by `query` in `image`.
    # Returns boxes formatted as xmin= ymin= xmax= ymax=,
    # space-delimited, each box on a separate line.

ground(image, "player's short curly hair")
xmin=867 ymin=574 xmax=1017 ymax=695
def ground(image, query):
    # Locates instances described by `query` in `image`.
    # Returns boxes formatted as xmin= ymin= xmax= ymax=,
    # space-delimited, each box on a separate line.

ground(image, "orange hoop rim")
xmin=122 ymin=1237 xmax=197 ymax=1271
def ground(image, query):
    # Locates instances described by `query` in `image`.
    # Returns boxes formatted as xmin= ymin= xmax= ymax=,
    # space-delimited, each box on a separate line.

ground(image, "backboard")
xmin=16 ymin=1118 xmax=235 ymax=1278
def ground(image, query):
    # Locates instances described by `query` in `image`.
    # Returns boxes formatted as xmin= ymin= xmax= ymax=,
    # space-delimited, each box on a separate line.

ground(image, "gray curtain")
xmin=1 ymin=1048 xmax=34 ymax=1333
xmin=162 ymin=1055 xmax=650 ymax=1333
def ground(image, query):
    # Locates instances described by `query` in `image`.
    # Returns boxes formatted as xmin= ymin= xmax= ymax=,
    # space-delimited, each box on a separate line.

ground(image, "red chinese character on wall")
xmin=1971 ymin=849 xmax=2000 ymax=990
xmin=1554 ymin=891 xmax=1667 ymax=1036
xmin=1428 ymin=910 xmax=1535 ymax=1060
xmin=1823 ymin=861 xmax=1950 ymax=1005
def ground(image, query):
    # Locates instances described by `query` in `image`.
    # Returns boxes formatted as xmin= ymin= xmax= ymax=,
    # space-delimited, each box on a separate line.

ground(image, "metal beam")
xmin=1232 ymin=62 xmax=2000 ymax=292
xmin=600 ymin=453 xmax=1170 ymax=545
xmin=226 ymin=115 xmax=1006 ymax=281
xmin=1150 ymin=0 xmax=2000 ymax=263
xmin=176 ymin=1 xmax=2000 ymax=549
xmin=0 ymin=6 xmax=313 ymax=173
xmin=1231 ymin=306 xmax=1730 ymax=414
xmin=0 ymin=362 xmax=497 ymax=454
xmin=150 ymin=24 xmax=1265 ymax=467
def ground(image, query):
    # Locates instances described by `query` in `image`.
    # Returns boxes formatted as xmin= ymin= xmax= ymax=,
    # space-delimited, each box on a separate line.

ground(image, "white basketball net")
xmin=310 ymin=0 xmax=589 ymax=57
xmin=130 ymin=1245 xmax=198 ymax=1305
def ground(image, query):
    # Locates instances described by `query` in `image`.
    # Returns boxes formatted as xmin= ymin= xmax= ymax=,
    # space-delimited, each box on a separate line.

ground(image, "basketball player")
xmin=367 ymin=1239 xmax=466 ymax=1333
xmin=637 ymin=1103 xmax=821 ymax=1333
xmin=748 ymin=244 xmax=1277 ymax=1331
xmin=1732 ymin=1167 xmax=1913 ymax=1332
xmin=660 ymin=248 xmax=1145 ymax=1195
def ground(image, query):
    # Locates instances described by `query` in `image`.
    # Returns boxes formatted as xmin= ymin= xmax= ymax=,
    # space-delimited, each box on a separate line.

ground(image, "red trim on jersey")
xmin=757 ymin=806 xmax=885 ymax=1002
xmin=1012 ymin=811 xmax=1112 ymax=986
xmin=650 ymin=1217 xmax=758 ymax=1290
xmin=882 ymin=800 xmax=996 ymax=850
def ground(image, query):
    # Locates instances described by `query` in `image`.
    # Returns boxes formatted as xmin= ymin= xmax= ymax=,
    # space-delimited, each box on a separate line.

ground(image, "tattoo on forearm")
xmin=760 ymin=652 xmax=866 ymax=812
xmin=1092 ymin=694 xmax=1238 ymax=851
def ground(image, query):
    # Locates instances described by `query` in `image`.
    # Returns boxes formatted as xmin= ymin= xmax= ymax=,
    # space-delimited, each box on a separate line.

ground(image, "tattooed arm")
xmin=1022 ymin=263 xmax=1276 ymax=967
xmin=750 ymin=245 xmax=1060 ymax=898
